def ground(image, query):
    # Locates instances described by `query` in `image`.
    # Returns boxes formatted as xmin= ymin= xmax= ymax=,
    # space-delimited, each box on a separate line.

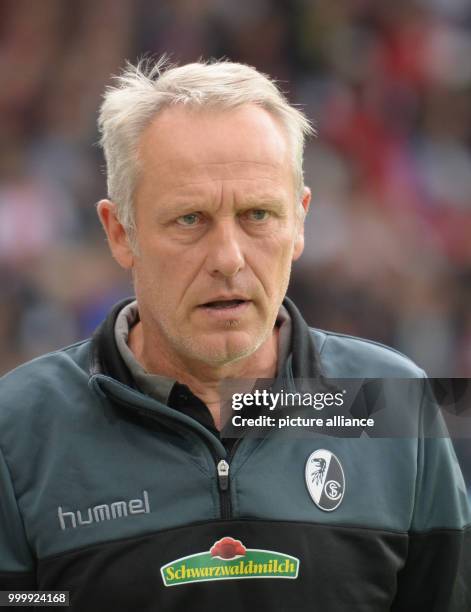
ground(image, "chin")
xmin=188 ymin=331 xmax=264 ymax=367
xmin=195 ymin=344 xmax=254 ymax=367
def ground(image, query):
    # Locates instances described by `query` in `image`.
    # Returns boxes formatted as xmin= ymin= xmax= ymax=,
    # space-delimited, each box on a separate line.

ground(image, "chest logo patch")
xmin=305 ymin=449 xmax=345 ymax=512
xmin=161 ymin=537 xmax=299 ymax=587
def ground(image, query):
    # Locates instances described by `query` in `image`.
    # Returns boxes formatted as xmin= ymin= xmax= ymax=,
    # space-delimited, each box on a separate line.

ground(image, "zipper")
xmin=216 ymin=438 xmax=243 ymax=520
xmin=217 ymin=459 xmax=229 ymax=490
xmin=217 ymin=459 xmax=231 ymax=519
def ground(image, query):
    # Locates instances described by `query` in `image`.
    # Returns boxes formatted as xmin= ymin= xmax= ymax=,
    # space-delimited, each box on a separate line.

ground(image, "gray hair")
xmin=98 ymin=57 xmax=314 ymax=240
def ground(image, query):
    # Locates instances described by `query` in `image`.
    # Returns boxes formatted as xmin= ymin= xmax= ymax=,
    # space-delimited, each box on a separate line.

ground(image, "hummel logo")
xmin=58 ymin=490 xmax=150 ymax=530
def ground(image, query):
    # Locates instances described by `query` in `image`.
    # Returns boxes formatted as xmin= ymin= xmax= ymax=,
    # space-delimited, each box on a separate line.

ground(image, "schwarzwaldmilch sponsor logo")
xmin=161 ymin=537 xmax=299 ymax=587
xmin=305 ymin=449 xmax=345 ymax=511
xmin=57 ymin=490 xmax=150 ymax=530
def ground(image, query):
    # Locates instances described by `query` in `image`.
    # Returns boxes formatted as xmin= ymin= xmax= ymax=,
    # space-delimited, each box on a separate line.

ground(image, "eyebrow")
xmin=238 ymin=195 xmax=287 ymax=209
xmin=154 ymin=187 xmax=290 ymax=222
xmin=162 ymin=194 xmax=287 ymax=213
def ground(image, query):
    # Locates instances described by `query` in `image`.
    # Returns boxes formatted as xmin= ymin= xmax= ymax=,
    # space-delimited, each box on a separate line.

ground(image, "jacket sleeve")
xmin=392 ymin=379 xmax=471 ymax=611
xmin=0 ymin=444 xmax=36 ymax=590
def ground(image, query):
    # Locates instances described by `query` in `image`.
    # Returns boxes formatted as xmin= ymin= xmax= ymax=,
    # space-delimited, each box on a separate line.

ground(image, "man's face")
xmin=124 ymin=104 xmax=308 ymax=367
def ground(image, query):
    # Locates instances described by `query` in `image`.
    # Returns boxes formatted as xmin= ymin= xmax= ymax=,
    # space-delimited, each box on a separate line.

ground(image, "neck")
xmin=128 ymin=321 xmax=279 ymax=430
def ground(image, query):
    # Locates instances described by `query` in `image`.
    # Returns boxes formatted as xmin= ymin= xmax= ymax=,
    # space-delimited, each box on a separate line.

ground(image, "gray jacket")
xmin=0 ymin=298 xmax=469 ymax=611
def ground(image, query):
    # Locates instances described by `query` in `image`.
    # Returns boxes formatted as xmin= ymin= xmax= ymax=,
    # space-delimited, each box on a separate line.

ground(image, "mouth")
xmin=201 ymin=299 xmax=248 ymax=310
xmin=197 ymin=297 xmax=252 ymax=318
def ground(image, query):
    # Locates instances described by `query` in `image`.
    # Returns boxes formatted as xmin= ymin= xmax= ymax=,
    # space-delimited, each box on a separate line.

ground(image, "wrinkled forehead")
xmin=135 ymin=104 xmax=294 ymax=194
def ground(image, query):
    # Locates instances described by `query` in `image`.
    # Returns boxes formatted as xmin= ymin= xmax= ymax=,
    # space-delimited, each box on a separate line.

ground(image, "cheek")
xmin=133 ymin=243 xmax=202 ymax=304
xmin=258 ymin=227 xmax=296 ymax=265
xmin=246 ymin=230 xmax=296 ymax=291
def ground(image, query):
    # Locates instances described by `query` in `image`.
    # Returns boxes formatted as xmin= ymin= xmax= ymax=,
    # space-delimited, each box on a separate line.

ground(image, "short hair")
xmin=98 ymin=57 xmax=314 ymax=240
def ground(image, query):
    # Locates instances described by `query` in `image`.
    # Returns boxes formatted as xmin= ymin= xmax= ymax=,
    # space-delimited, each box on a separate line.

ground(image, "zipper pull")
xmin=217 ymin=459 xmax=230 ymax=491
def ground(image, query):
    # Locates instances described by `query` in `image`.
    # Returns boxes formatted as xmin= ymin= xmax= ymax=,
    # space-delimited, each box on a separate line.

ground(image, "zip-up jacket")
xmin=0 ymin=298 xmax=469 ymax=611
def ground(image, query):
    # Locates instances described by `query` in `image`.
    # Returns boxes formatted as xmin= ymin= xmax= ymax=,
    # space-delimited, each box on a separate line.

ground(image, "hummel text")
xmin=58 ymin=490 xmax=150 ymax=530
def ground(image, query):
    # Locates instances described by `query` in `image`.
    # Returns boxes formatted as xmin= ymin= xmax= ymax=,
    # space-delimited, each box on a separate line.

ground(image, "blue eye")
xmin=177 ymin=213 xmax=200 ymax=226
xmin=247 ymin=209 xmax=269 ymax=221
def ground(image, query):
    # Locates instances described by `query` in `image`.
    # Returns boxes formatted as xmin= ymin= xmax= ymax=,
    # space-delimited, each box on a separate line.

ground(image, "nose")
xmin=205 ymin=219 xmax=245 ymax=278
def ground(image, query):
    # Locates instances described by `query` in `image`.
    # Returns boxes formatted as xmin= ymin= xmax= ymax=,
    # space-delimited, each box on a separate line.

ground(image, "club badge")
xmin=305 ymin=449 xmax=345 ymax=512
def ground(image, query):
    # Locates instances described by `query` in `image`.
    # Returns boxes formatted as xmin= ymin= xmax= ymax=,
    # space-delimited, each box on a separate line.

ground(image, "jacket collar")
xmin=89 ymin=296 xmax=322 ymax=383
xmin=89 ymin=297 xmax=136 ymax=386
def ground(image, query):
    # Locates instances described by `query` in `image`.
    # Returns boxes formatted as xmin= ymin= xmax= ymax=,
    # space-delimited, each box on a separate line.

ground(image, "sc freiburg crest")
xmin=305 ymin=449 xmax=345 ymax=512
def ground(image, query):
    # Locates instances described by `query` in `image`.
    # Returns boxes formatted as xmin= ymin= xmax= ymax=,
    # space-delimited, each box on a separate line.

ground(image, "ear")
xmin=292 ymin=186 xmax=311 ymax=261
xmin=96 ymin=199 xmax=134 ymax=269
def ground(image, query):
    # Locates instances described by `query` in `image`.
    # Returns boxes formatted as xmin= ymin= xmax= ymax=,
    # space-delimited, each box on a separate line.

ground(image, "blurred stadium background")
xmin=1 ymin=0 xmax=470 ymax=486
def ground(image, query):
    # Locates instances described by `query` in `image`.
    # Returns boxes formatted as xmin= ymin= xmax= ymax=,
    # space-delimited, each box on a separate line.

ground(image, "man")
xmin=0 ymin=59 xmax=469 ymax=611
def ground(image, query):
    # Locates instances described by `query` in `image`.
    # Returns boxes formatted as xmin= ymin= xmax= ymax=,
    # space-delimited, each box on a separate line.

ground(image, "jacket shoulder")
xmin=0 ymin=340 xmax=92 ymax=423
xmin=310 ymin=328 xmax=425 ymax=379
